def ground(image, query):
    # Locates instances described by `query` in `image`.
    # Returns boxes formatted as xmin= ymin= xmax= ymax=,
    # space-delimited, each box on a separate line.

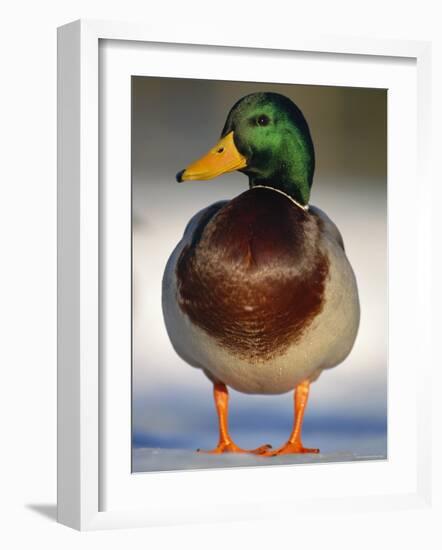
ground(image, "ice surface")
xmin=132 ymin=429 xmax=387 ymax=473
xmin=132 ymin=446 xmax=386 ymax=473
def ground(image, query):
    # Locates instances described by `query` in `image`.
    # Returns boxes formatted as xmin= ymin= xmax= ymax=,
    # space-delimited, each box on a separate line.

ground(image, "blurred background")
xmin=131 ymin=77 xmax=387 ymax=472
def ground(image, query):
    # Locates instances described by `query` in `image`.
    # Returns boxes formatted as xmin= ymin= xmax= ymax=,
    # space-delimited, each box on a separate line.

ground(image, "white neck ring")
xmin=251 ymin=185 xmax=309 ymax=212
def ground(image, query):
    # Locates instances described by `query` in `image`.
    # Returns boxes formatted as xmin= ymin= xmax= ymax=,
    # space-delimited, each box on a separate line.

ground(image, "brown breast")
xmin=176 ymin=187 xmax=329 ymax=361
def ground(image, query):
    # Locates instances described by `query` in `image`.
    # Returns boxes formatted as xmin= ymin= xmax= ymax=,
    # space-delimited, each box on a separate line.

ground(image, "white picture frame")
xmin=57 ymin=19 xmax=433 ymax=531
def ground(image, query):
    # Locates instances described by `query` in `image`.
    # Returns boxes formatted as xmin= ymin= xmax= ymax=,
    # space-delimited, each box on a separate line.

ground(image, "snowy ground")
xmin=132 ymin=432 xmax=387 ymax=472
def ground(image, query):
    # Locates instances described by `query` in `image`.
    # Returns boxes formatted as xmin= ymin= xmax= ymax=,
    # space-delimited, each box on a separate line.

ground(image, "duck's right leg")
xmin=197 ymin=382 xmax=271 ymax=455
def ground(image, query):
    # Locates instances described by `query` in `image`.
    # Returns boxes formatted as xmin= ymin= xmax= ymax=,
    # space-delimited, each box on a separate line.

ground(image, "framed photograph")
xmin=131 ymin=77 xmax=387 ymax=471
xmin=57 ymin=20 xmax=432 ymax=530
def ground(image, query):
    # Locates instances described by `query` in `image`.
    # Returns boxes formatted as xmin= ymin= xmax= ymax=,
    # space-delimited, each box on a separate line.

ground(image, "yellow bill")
xmin=176 ymin=131 xmax=247 ymax=182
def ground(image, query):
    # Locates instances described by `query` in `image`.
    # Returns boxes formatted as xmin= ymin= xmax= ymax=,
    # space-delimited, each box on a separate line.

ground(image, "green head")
xmin=177 ymin=92 xmax=315 ymax=206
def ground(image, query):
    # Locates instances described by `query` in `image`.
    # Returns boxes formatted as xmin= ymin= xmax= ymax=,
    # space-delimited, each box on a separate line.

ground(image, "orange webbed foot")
xmin=260 ymin=442 xmax=320 ymax=457
xmin=197 ymin=441 xmax=272 ymax=455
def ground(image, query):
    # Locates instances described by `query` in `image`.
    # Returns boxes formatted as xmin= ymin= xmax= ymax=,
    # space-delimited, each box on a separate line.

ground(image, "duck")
xmin=162 ymin=92 xmax=360 ymax=456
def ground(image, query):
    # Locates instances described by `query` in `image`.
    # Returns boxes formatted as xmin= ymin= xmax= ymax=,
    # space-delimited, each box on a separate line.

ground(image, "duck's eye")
xmin=257 ymin=114 xmax=270 ymax=127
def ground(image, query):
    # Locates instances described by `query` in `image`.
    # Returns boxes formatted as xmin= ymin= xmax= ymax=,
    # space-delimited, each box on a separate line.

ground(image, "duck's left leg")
xmin=197 ymin=382 xmax=271 ymax=455
xmin=262 ymin=380 xmax=320 ymax=456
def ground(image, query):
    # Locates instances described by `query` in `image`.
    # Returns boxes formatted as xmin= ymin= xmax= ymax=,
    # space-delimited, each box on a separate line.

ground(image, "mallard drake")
xmin=162 ymin=92 xmax=360 ymax=456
